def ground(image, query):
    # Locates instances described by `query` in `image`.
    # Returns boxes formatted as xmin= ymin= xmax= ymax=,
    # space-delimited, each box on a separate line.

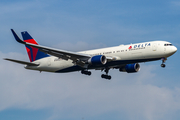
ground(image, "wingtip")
xmin=11 ymin=29 xmax=25 ymax=44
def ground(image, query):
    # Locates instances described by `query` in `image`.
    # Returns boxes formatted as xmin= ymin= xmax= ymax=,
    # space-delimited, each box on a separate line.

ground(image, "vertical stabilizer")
xmin=21 ymin=31 xmax=49 ymax=62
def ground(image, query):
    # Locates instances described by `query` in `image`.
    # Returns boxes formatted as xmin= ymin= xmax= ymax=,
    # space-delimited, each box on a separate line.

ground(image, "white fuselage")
xmin=25 ymin=41 xmax=177 ymax=73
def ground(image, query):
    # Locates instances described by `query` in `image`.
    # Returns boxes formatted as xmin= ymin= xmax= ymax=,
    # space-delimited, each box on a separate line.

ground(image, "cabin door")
xmin=152 ymin=43 xmax=157 ymax=51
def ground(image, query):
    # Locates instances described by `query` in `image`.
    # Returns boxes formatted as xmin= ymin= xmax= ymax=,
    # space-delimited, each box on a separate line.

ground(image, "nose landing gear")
xmin=161 ymin=64 xmax=166 ymax=68
xmin=161 ymin=58 xmax=167 ymax=68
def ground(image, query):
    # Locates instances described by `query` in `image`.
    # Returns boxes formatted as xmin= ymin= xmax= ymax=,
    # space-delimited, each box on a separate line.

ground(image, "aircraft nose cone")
xmin=172 ymin=46 xmax=177 ymax=53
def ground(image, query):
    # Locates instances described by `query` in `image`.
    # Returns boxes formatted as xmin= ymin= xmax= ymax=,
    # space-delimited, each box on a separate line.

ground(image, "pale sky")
xmin=0 ymin=0 xmax=180 ymax=120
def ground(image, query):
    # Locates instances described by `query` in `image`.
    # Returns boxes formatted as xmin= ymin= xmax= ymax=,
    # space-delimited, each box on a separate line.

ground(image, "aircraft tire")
xmin=81 ymin=70 xmax=91 ymax=76
xmin=101 ymin=74 xmax=111 ymax=80
xmin=161 ymin=64 xmax=166 ymax=68
xmin=87 ymin=71 xmax=91 ymax=76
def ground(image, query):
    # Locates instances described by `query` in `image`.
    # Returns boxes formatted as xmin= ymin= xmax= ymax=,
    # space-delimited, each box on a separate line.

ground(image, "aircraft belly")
xmin=44 ymin=59 xmax=74 ymax=72
xmin=55 ymin=57 xmax=161 ymax=73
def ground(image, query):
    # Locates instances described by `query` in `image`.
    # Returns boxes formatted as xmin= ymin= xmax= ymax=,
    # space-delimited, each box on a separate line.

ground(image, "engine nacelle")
xmin=119 ymin=63 xmax=140 ymax=73
xmin=88 ymin=55 xmax=107 ymax=65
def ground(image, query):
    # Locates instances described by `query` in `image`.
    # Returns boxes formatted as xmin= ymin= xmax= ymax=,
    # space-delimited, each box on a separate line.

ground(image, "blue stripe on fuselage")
xmin=55 ymin=58 xmax=161 ymax=73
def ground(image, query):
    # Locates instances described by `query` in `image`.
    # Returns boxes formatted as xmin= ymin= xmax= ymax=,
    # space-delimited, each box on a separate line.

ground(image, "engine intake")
xmin=88 ymin=55 xmax=107 ymax=65
xmin=120 ymin=63 xmax=140 ymax=73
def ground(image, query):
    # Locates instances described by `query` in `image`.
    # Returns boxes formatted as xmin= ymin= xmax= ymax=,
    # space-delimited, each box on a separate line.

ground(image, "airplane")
xmin=4 ymin=29 xmax=177 ymax=80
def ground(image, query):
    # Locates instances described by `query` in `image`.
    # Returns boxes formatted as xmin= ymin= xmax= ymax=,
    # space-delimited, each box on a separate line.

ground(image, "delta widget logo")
xmin=128 ymin=43 xmax=151 ymax=50
xmin=128 ymin=46 xmax=132 ymax=49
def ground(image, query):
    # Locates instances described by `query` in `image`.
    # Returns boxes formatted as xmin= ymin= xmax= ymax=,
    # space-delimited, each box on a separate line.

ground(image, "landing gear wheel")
xmin=101 ymin=74 xmax=111 ymax=80
xmin=87 ymin=71 xmax=91 ymax=75
xmin=101 ymin=68 xmax=112 ymax=80
xmin=107 ymin=75 xmax=111 ymax=80
xmin=161 ymin=64 xmax=166 ymax=68
xmin=81 ymin=70 xmax=91 ymax=76
xmin=101 ymin=74 xmax=105 ymax=78
xmin=161 ymin=58 xmax=167 ymax=68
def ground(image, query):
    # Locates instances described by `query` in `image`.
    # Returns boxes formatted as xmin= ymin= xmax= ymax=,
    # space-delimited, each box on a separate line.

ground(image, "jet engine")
xmin=88 ymin=55 xmax=107 ymax=65
xmin=119 ymin=63 xmax=140 ymax=73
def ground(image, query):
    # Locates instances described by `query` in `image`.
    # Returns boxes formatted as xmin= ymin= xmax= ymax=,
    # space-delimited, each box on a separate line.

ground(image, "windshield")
xmin=164 ymin=44 xmax=173 ymax=46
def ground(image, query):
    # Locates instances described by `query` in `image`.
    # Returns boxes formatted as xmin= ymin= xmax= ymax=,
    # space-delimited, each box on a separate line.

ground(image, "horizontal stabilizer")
xmin=4 ymin=58 xmax=39 ymax=66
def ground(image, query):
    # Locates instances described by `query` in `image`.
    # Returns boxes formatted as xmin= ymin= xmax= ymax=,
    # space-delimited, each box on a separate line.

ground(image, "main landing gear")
xmin=161 ymin=58 xmax=167 ymax=68
xmin=81 ymin=69 xmax=111 ymax=80
xmin=81 ymin=70 xmax=91 ymax=76
xmin=101 ymin=68 xmax=111 ymax=80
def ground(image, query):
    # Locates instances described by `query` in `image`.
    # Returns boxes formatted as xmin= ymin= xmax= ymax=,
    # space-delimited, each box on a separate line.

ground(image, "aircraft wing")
xmin=11 ymin=29 xmax=91 ymax=66
xmin=4 ymin=58 xmax=39 ymax=66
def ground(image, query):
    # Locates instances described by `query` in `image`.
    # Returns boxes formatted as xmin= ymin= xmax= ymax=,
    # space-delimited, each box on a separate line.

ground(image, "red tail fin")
xmin=21 ymin=31 xmax=49 ymax=62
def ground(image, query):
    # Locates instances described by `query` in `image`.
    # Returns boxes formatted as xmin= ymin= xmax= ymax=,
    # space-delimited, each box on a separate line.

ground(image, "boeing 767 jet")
xmin=4 ymin=29 xmax=177 ymax=80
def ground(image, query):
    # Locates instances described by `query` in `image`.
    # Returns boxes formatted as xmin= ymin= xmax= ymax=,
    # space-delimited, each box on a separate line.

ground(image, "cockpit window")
xmin=164 ymin=44 xmax=173 ymax=46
